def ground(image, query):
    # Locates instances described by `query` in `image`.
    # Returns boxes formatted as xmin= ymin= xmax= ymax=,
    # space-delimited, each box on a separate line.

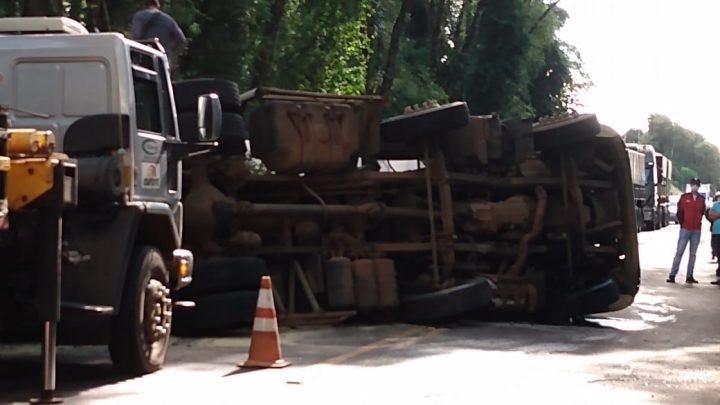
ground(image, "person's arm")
xmin=709 ymin=205 xmax=720 ymax=221
xmin=169 ymin=19 xmax=187 ymax=51
xmin=677 ymin=198 xmax=685 ymax=225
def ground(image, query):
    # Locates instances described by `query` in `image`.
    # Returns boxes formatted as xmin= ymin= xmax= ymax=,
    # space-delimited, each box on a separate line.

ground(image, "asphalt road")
xmin=1 ymin=223 xmax=719 ymax=404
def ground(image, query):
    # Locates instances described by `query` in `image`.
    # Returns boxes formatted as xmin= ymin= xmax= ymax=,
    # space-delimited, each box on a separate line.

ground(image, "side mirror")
xmin=198 ymin=93 xmax=222 ymax=141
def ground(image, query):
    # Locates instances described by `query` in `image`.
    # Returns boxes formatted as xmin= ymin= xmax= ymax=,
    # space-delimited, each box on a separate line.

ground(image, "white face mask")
xmin=691 ymin=185 xmax=700 ymax=193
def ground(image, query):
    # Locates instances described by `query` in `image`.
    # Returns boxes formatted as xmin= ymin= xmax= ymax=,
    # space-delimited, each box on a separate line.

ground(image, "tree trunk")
xmin=450 ymin=0 xmax=470 ymax=50
xmin=6 ymin=0 xmax=20 ymax=17
xmin=83 ymin=0 xmax=102 ymax=32
xmin=100 ymin=0 xmax=112 ymax=31
xmin=69 ymin=0 xmax=83 ymax=20
xmin=448 ymin=0 xmax=486 ymax=100
xmin=251 ymin=0 xmax=289 ymax=87
xmin=22 ymin=0 xmax=64 ymax=16
xmin=379 ymin=0 xmax=413 ymax=98
xmin=428 ymin=0 xmax=448 ymax=73
xmin=364 ymin=0 xmax=383 ymax=94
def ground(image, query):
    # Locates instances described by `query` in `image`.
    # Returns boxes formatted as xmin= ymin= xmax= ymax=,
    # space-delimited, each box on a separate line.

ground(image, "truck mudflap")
xmin=400 ymin=278 xmax=494 ymax=323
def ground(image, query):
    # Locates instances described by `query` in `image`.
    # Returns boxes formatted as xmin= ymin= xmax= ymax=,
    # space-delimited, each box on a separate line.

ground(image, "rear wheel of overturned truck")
xmin=109 ymin=246 xmax=172 ymax=375
xmin=400 ymin=278 xmax=494 ymax=324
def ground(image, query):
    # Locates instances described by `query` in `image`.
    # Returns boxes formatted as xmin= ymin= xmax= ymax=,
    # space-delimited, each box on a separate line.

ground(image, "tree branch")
xmin=529 ymin=0 xmax=560 ymax=34
xmin=251 ymin=0 xmax=289 ymax=87
xmin=429 ymin=0 xmax=448 ymax=73
xmin=448 ymin=0 xmax=486 ymax=99
xmin=379 ymin=0 xmax=413 ymax=97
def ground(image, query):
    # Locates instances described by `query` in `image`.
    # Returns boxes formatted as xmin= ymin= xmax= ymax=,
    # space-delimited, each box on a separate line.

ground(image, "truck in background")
xmin=668 ymin=194 xmax=679 ymax=224
xmin=625 ymin=143 xmax=672 ymax=231
xmin=627 ymin=147 xmax=646 ymax=233
xmin=655 ymin=152 xmax=672 ymax=228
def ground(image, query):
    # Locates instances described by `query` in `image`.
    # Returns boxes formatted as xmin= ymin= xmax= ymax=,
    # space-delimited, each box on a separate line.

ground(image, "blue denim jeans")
xmin=670 ymin=229 xmax=702 ymax=278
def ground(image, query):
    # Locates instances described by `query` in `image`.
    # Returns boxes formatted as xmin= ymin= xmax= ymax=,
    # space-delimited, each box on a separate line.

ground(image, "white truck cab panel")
xmin=0 ymin=31 xmax=181 ymax=207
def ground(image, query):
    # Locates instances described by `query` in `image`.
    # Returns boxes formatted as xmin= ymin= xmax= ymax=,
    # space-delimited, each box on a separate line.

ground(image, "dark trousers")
xmin=713 ymin=235 xmax=720 ymax=274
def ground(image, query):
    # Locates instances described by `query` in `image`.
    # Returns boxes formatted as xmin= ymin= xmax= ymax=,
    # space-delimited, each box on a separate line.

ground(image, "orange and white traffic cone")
xmin=238 ymin=276 xmax=291 ymax=369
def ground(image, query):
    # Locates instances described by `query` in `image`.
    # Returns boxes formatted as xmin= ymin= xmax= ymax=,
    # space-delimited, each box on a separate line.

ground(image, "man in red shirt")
xmin=668 ymin=177 xmax=705 ymax=283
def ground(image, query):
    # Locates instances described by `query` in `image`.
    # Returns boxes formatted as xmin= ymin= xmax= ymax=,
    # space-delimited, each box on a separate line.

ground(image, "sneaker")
xmin=666 ymin=276 xmax=675 ymax=283
xmin=686 ymin=277 xmax=699 ymax=284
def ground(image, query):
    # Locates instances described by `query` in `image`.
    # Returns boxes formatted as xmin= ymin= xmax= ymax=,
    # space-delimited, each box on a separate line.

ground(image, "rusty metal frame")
xmin=239 ymin=87 xmax=385 ymax=106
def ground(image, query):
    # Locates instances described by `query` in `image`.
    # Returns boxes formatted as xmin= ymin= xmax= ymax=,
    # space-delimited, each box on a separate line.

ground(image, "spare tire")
xmin=175 ymin=256 xmax=268 ymax=300
xmin=173 ymin=291 xmax=258 ymax=335
xmin=400 ymin=278 xmax=494 ymax=324
xmin=532 ymin=114 xmax=601 ymax=150
xmin=177 ymin=112 xmax=248 ymax=155
xmin=173 ymin=79 xmax=243 ymax=114
xmin=380 ymin=102 xmax=469 ymax=143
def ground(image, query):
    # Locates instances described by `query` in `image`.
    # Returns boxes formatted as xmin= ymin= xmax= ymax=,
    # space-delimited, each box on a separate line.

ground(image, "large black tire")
xmin=563 ymin=279 xmax=621 ymax=316
xmin=400 ymin=278 xmax=494 ymax=324
xmin=177 ymin=112 xmax=248 ymax=155
xmin=173 ymin=79 xmax=243 ymax=114
xmin=380 ymin=102 xmax=469 ymax=143
xmin=532 ymin=114 xmax=601 ymax=150
xmin=175 ymin=256 xmax=268 ymax=300
xmin=177 ymin=112 xmax=247 ymax=140
xmin=109 ymin=247 xmax=172 ymax=375
xmin=537 ymin=280 xmax=621 ymax=325
xmin=172 ymin=291 xmax=258 ymax=335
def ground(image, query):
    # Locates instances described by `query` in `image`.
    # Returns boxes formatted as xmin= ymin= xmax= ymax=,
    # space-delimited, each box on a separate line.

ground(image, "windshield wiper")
xmin=0 ymin=104 xmax=50 ymax=119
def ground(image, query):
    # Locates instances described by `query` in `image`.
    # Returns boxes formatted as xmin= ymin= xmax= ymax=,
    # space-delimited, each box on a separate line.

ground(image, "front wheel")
xmin=109 ymin=246 xmax=172 ymax=375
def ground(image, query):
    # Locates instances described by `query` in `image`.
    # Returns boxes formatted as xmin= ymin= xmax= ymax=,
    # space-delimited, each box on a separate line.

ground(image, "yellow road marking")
xmin=322 ymin=326 xmax=445 ymax=365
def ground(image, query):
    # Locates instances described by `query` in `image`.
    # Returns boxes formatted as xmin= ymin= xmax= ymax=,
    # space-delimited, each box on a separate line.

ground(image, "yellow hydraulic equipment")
xmin=0 ymin=110 xmax=77 ymax=404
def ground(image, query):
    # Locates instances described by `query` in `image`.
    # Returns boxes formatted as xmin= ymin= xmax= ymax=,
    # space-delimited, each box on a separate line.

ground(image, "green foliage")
xmin=636 ymin=114 xmax=720 ymax=190
xmin=271 ymin=0 xmax=371 ymax=94
xmin=381 ymin=0 xmax=587 ymax=117
xmin=623 ymin=129 xmax=643 ymax=144
xmin=180 ymin=0 xmax=264 ymax=87
xmin=4 ymin=0 xmax=586 ymax=119
xmin=390 ymin=61 xmax=448 ymax=114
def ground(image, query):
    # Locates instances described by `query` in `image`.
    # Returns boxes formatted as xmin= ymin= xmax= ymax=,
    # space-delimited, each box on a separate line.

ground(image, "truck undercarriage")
xmin=177 ymin=87 xmax=641 ymax=328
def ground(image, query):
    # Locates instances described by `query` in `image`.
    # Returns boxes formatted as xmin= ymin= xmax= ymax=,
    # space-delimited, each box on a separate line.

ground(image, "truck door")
xmin=129 ymin=48 xmax=180 ymax=205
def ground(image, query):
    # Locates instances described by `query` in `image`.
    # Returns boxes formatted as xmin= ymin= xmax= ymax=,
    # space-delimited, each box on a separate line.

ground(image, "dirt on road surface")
xmin=1 ymin=224 xmax=718 ymax=405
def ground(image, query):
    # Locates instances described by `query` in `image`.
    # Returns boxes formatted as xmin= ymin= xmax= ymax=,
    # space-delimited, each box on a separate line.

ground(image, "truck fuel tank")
xmin=249 ymin=100 xmax=360 ymax=174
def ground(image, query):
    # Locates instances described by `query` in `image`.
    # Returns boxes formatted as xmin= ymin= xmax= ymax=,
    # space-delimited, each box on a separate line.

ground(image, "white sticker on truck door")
xmin=142 ymin=162 xmax=161 ymax=189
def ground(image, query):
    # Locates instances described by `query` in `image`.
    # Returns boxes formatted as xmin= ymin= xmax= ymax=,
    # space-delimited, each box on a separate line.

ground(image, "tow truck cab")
xmin=0 ymin=16 xmax=220 ymax=378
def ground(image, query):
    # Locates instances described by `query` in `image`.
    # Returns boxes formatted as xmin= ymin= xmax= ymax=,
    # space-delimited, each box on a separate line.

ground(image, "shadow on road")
xmin=0 ymin=354 xmax=130 ymax=404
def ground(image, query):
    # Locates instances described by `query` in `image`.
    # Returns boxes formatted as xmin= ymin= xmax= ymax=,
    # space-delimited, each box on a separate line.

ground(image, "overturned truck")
xmin=174 ymin=84 xmax=640 ymax=330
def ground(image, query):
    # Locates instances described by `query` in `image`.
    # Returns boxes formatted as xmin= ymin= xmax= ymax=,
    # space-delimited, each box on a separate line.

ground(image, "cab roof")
xmin=0 ymin=17 xmax=89 ymax=35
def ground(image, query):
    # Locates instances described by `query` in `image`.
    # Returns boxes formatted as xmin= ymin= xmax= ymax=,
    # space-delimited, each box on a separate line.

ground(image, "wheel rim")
xmin=143 ymin=278 xmax=172 ymax=364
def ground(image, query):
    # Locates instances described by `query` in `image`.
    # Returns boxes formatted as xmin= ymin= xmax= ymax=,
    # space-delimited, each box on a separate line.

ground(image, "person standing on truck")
xmin=667 ymin=178 xmax=705 ymax=284
xmin=130 ymin=0 xmax=187 ymax=69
